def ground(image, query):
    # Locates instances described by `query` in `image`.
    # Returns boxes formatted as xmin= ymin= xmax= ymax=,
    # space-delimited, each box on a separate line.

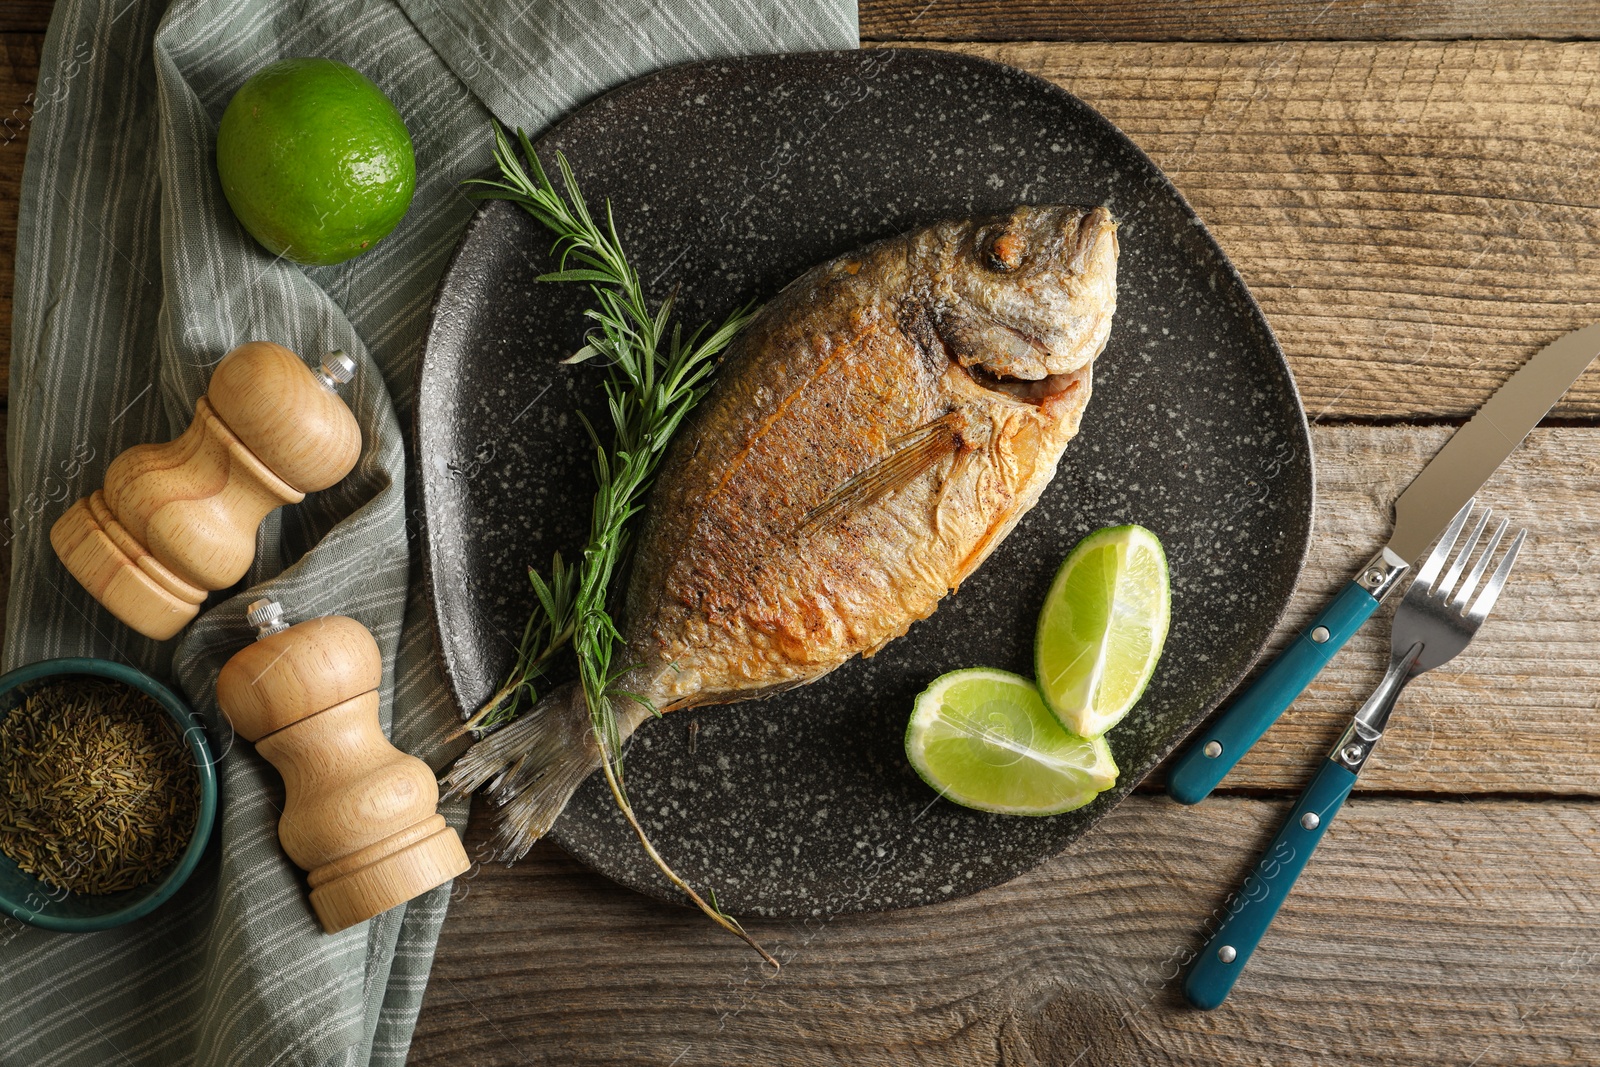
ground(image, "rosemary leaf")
xmin=458 ymin=123 xmax=772 ymax=966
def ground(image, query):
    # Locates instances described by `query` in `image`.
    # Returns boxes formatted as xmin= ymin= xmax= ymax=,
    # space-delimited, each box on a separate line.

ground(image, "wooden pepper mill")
xmin=51 ymin=341 xmax=362 ymax=640
xmin=216 ymin=599 xmax=470 ymax=933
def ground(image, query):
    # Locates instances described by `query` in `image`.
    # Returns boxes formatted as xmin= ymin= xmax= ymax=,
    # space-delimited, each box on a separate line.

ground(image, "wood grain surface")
xmin=0 ymin=5 xmax=50 ymax=34
xmin=1190 ymin=425 xmax=1600 ymax=796
xmin=404 ymin=41 xmax=1600 ymax=1066
xmin=7 ymin=39 xmax=1600 ymax=418
xmin=4 ymin=7 xmax=1600 ymax=1067
xmin=412 ymin=796 xmax=1600 ymax=1066
xmin=861 ymin=1 xmax=1600 ymax=43
xmin=5 ymin=2 xmax=1600 ymax=40
xmin=1 ymin=33 xmax=40 ymax=392
xmin=930 ymin=41 xmax=1600 ymax=421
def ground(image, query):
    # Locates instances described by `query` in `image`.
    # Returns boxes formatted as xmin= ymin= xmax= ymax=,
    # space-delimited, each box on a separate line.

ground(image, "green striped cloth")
xmin=1 ymin=1 xmax=856 ymax=1063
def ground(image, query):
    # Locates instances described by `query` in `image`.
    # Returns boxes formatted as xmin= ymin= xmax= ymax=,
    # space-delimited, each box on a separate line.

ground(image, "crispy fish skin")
xmin=444 ymin=204 xmax=1119 ymax=857
xmin=627 ymin=205 xmax=1117 ymax=711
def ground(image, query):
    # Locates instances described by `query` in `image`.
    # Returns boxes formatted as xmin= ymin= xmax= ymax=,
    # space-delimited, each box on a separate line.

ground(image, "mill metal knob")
xmin=49 ymin=342 xmax=362 ymax=640
xmin=216 ymin=604 xmax=469 ymax=933
xmin=314 ymin=350 xmax=357 ymax=390
xmin=246 ymin=597 xmax=288 ymax=637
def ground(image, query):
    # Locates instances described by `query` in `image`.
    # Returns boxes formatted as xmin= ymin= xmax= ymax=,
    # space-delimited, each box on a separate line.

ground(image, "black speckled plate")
xmin=417 ymin=49 xmax=1313 ymax=917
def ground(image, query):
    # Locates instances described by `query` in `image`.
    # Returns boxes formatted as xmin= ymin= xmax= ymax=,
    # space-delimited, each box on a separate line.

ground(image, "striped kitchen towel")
xmin=0 ymin=1 xmax=856 ymax=1064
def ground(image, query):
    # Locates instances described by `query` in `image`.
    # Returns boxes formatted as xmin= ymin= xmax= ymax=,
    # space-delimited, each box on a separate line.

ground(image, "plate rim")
xmin=414 ymin=46 xmax=1317 ymax=913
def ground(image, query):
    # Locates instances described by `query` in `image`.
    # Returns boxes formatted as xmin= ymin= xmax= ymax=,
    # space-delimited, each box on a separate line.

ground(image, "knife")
xmin=1167 ymin=322 xmax=1600 ymax=805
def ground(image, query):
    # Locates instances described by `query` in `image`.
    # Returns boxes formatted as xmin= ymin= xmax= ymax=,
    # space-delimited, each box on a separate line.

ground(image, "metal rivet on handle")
xmin=1203 ymin=741 xmax=1223 ymax=758
xmin=1300 ymin=812 xmax=1320 ymax=830
xmin=1218 ymin=945 xmax=1237 ymax=964
xmin=1311 ymin=626 xmax=1330 ymax=643
xmin=1341 ymin=744 xmax=1366 ymax=764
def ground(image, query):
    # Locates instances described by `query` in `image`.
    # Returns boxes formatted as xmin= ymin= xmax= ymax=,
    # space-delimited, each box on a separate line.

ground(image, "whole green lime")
xmin=216 ymin=57 xmax=415 ymax=266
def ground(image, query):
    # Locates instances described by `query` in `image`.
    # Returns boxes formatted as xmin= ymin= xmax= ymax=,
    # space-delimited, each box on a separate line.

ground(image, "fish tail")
xmin=440 ymin=680 xmax=604 ymax=862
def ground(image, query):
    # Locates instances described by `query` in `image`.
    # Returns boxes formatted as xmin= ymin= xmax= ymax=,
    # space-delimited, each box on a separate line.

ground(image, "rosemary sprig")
xmin=459 ymin=124 xmax=772 ymax=966
xmin=454 ymin=553 xmax=577 ymax=738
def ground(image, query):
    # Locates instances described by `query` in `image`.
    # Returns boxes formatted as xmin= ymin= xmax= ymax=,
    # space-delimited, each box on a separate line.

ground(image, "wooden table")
xmin=5 ymin=3 xmax=1600 ymax=1064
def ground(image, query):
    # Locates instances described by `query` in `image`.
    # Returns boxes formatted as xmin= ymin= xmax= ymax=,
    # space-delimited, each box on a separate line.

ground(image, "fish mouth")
xmin=960 ymin=362 xmax=1082 ymax=403
xmin=899 ymin=298 xmax=1082 ymax=406
xmin=953 ymin=320 xmax=1079 ymax=404
xmin=989 ymin=320 xmax=1055 ymax=365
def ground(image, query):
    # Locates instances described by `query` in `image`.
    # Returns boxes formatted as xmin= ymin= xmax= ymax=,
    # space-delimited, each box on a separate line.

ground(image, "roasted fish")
xmin=446 ymin=204 xmax=1119 ymax=856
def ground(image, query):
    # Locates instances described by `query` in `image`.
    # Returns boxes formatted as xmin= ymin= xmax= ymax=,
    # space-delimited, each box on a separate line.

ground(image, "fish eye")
xmin=981 ymin=227 xmax=1026 ymax=273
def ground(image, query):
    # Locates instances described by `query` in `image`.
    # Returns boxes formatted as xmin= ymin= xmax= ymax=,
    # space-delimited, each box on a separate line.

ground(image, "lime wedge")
xmin=905 ymin=668 xmax=1118 ymax=815
xmin=1036 ymin=524 xmax=1171 ymax=738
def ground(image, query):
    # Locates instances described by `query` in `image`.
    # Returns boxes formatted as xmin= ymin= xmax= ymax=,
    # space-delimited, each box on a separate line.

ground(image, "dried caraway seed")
xmin=0 ymin=678 xmax=200 ymax=895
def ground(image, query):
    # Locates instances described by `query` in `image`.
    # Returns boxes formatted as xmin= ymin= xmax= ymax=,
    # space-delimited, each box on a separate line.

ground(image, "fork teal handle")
xmin=1183 ymin=756 xmax=1359 ymax=1010
xmin=1167 ymin=580 xmax=1378 ymax=805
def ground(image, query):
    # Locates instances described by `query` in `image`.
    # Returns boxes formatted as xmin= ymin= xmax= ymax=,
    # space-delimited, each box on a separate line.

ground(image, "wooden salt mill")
xmin=216 ymin=599 xmax=470 ymax=933
xmin=50 ymin=341 xmax=362 ymax=641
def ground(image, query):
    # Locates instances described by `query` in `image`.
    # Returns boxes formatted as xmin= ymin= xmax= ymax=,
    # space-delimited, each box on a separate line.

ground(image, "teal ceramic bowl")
xmin=0 ymin=658 xmax=216 ymax=932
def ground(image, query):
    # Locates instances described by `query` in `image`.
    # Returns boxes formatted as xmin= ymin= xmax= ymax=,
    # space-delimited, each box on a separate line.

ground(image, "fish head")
xmin=926 ymin=205 xmax=1118 ymax=393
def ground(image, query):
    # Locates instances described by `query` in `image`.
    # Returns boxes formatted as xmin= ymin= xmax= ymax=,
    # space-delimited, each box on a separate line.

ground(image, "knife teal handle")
xmin=1183 ymin=757 xmax=1358 ymax=1010
xmin=1167 ymin=580 xmax=1378 ymax=805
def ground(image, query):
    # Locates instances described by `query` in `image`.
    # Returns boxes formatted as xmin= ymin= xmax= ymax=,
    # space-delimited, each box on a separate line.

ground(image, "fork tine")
xmin=1416 ymin=498 xmax=1475 ymax=589
xmin=1438 ymin=507 xmax=1492 ymax=599
xmin=1468 ymin=528 xmax=1527 ymax=623
xmin=1450 ymin=517 xmax=1509 ymax=611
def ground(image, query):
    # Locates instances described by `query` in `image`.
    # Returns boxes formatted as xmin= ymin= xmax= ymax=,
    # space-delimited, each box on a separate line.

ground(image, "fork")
xmin=1183 ymin=499 xmax=1526 ymax=1010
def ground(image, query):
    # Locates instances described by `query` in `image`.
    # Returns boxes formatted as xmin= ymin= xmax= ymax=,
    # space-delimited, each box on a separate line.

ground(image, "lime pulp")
xmin=905 ymin=668 xmax=1118 ymax=816
xmin=1035 ymin=524 xmax=1171 ymax=739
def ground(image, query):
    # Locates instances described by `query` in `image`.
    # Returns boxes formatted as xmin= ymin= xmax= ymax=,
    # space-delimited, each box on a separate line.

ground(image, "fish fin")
xmin=439 ymin=681 xmax=604 ymax=862
xmin=800 ymin=414 xmax=961 ymax=533
xmin=932 ymin=445 xmax=979 ymax=541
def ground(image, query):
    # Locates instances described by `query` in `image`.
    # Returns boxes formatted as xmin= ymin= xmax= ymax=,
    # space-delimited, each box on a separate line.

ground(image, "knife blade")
xmin=1390 ymin=321 xmax=1600 ymax=558
xmin=1168 ymin=321 xmax=1600 ymax=805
